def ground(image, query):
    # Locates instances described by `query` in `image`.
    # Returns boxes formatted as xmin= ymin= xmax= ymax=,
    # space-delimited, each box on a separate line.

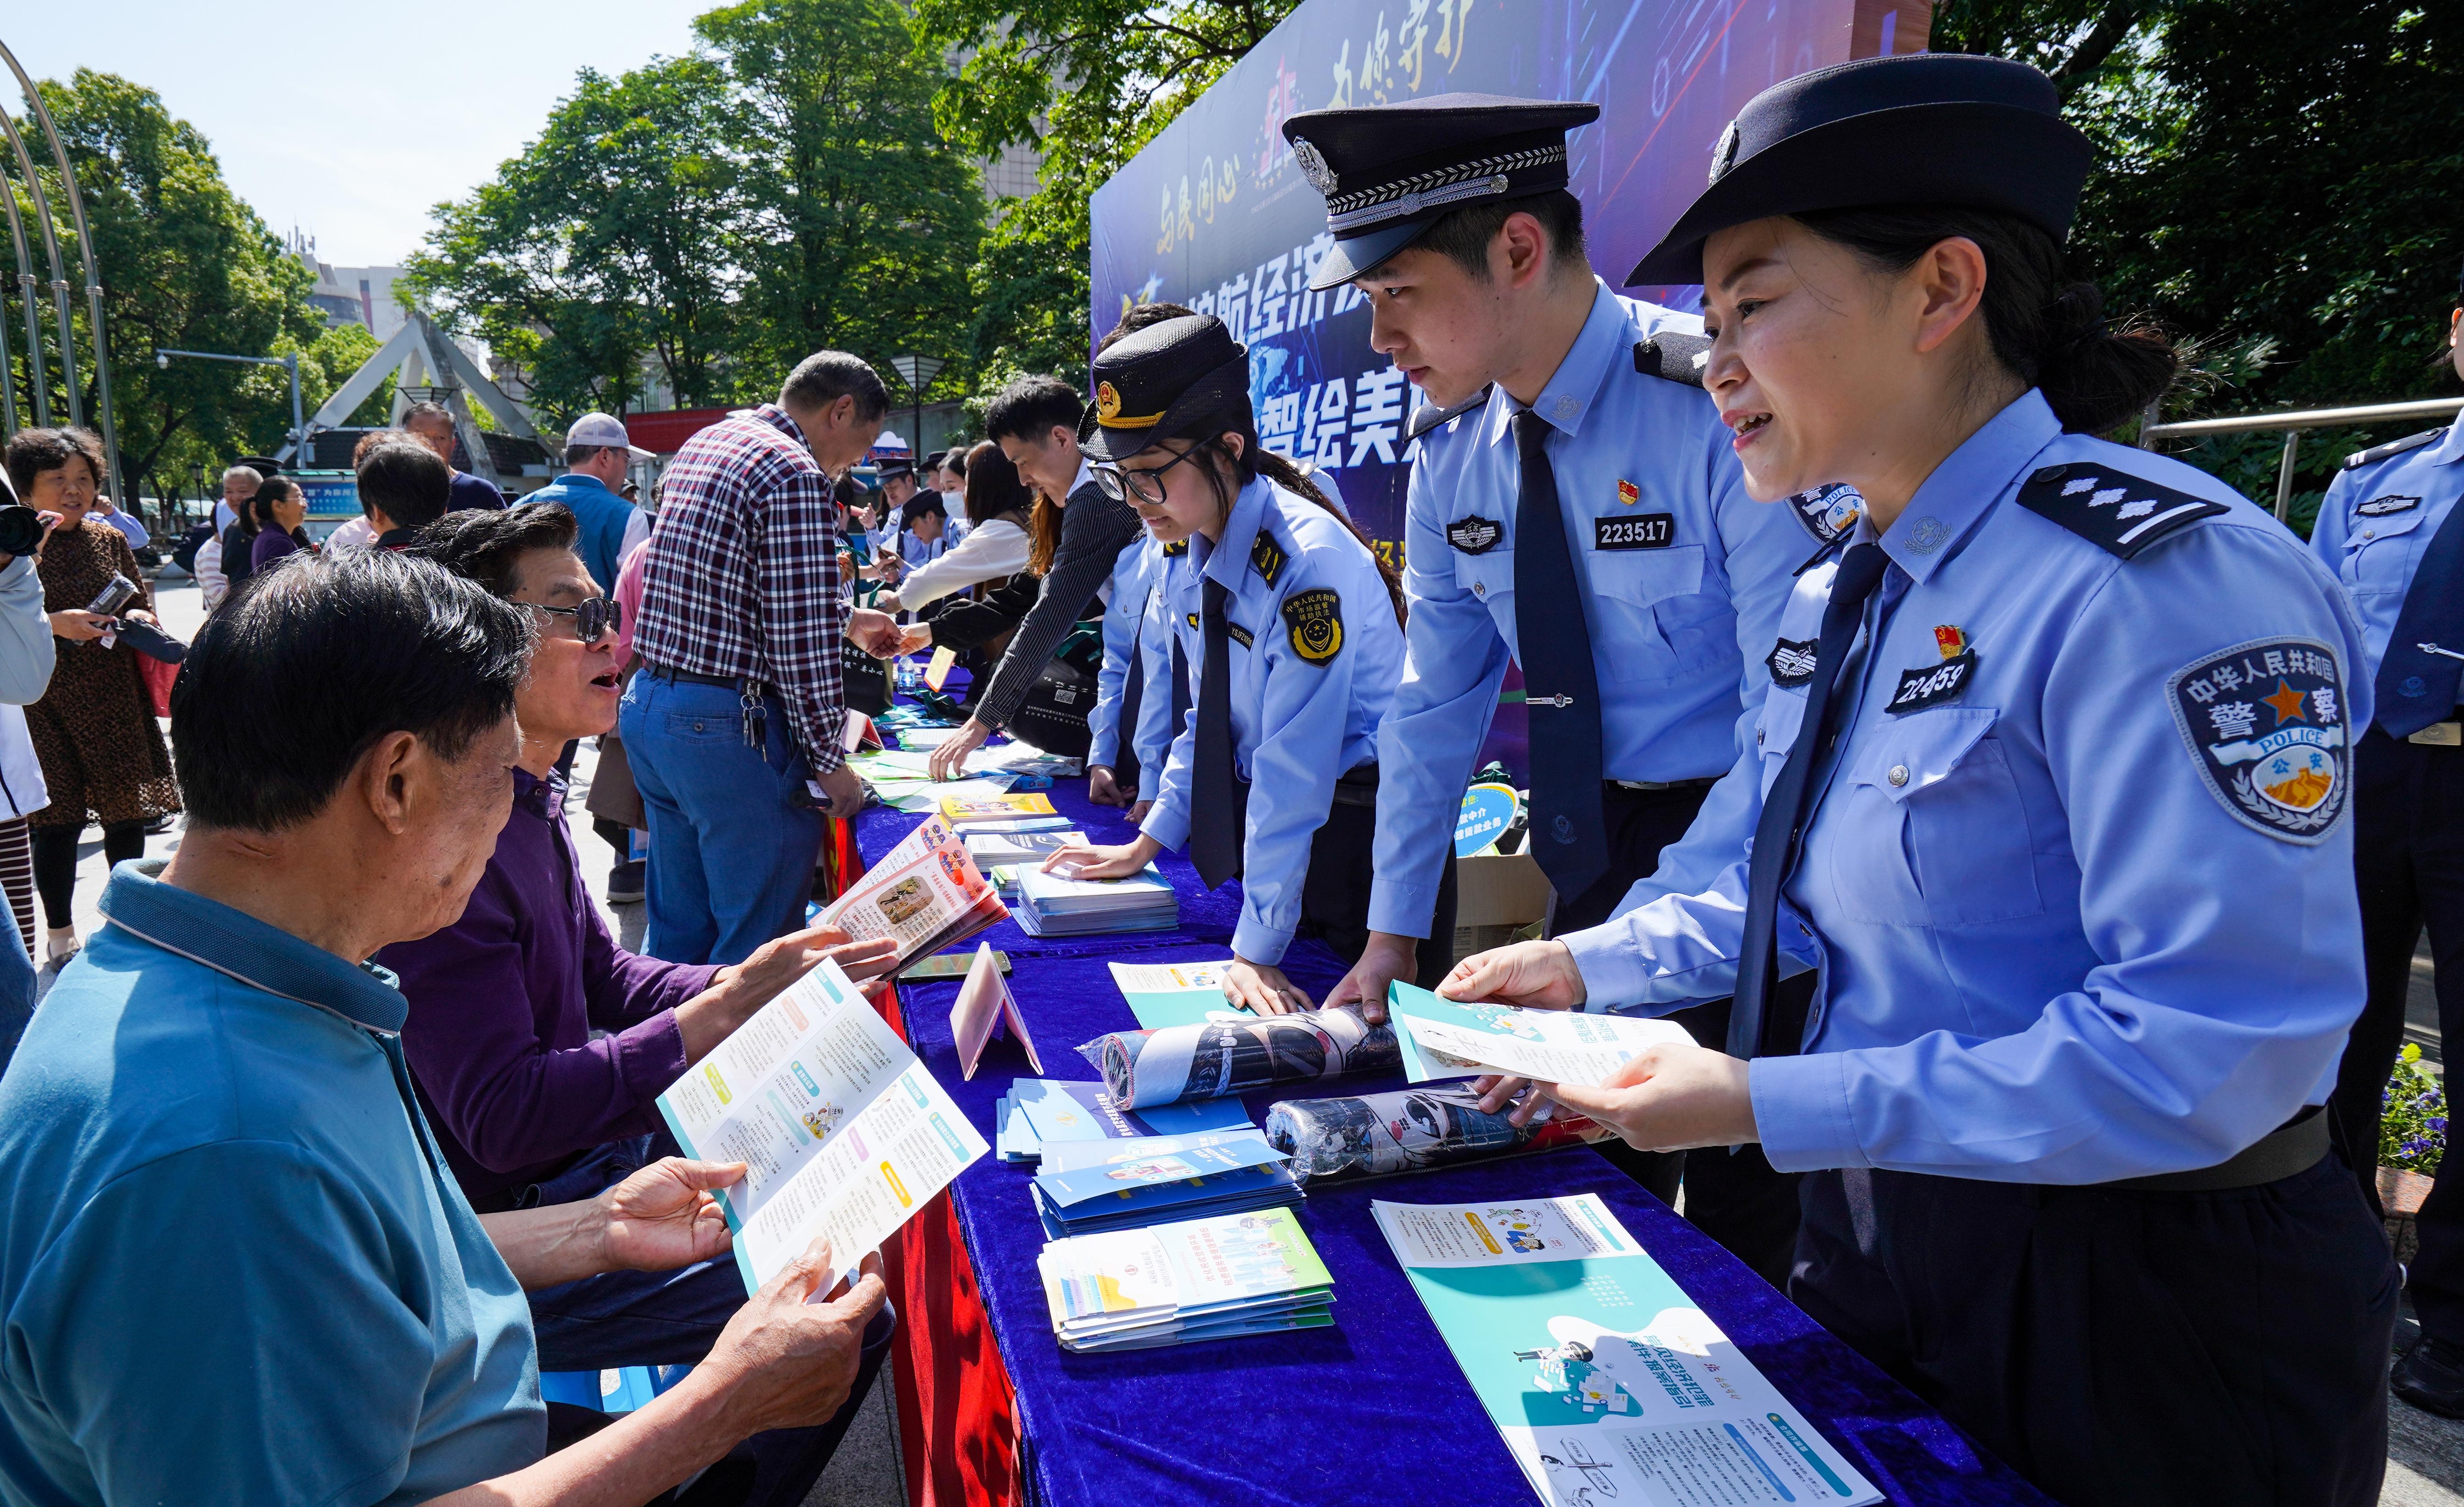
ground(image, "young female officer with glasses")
xmin=1438 ymin=53 xmax=2395 ymax=1507
xmin=1039 ymin=314 xmax=1454 ymax=1014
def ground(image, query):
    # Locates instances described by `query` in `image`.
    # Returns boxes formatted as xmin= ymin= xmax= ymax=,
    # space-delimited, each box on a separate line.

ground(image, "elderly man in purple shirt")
xmin=382 ymin=504 xmax=896 ymax=1405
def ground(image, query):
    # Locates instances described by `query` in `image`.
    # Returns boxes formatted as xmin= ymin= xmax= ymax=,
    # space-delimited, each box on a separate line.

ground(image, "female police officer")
xmin=1439 ymin=54 xmax=2396 ymax=1506
xmin=1040 ymin=314 xmax=1440 ymax=1015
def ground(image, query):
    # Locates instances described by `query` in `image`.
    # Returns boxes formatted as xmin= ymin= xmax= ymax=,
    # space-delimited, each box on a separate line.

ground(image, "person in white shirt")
xmin=875 ymin=441 xmax=1032 ymax=615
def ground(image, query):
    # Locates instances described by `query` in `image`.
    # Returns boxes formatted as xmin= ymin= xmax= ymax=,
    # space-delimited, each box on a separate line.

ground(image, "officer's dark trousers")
xmin=1794 ymin=1158 xmax=2397 ymax=1507
xmin=2333 ymin=728 xmax=2464 ymax=1338
xmin=1545 ymin=782 xmax=1802 ymax=1289
xmin=1297 ymin=793 xmax=1458 ymax=989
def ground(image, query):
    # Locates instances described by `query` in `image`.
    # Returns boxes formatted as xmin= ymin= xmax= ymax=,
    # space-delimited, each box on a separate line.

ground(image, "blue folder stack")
xmin=1029 ymin=1130 xmax=1305 ymax=1239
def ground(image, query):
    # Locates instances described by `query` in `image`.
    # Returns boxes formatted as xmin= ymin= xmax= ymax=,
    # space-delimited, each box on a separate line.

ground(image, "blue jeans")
xmin=619 ymin=674 xmax=825 ymax=966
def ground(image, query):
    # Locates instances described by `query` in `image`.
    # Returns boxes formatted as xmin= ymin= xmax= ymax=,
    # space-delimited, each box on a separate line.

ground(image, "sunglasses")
xmin=1092 ymin=447 xmax=1203 ymax=506
xmin=527 ymin=596 xmax=621 ymax=643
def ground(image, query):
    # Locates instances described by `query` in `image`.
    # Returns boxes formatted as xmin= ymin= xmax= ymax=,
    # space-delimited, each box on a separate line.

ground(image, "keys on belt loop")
xmin=739 ymin=680 xmax=767 ymax=750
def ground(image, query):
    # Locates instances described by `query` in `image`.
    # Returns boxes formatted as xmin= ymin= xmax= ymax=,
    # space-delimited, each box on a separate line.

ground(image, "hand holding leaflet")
xmin=817 ymin=815 xmax=1008 ymax=972
xmin=1387 ymin=981 xmax=1691 ymax=1085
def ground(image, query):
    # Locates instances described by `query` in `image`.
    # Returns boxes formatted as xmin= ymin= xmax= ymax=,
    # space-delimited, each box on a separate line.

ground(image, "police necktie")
xmin=1189 ymin=578 xmax=1241 ymax=889
xmin=1729 ymin=542 xmax=1889 ymax=1059
xmin=2374 ymin=501 xmax=2464 ymax=738
xmin=1512 ymin=409 xmax=1609 ymax=902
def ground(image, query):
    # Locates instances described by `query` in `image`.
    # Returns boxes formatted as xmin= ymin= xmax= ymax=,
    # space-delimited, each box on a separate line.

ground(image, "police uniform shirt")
xmin=1561 ymin=391 xmax=2372 ymax=1183
xmin=1088 ymin=533 xmax=1178 ymax=800
xmin=1141 ymin=475 xmax=1406 ymax=963
xmin=1368 ymin=281 xmax=1809 ymax=937
xmin=2307 ymin=421 xmax=2464 ymax=681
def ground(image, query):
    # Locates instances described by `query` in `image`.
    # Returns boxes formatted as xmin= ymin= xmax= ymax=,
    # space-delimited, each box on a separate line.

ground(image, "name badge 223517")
xmin=1593 ymin=514 xmax=1674 ymax=551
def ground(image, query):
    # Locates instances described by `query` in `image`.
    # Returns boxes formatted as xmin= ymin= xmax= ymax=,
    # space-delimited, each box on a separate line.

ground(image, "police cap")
xmin=1076 ymin=314 xmax=1252 ymax=462
xmin=1626 ymin=54 xmax=2090 ymax=287
xmin=1281 ymin=93 xmax=1600 ymax=292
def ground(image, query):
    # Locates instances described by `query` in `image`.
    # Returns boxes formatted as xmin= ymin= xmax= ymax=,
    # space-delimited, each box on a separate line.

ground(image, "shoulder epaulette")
xmin=1406 ymin=384 xmax=1492 ymax=441
xmin=2016 ymin=461 xmax=2230 ymax=560
xmin=1633 ymin=332 xmax=1712 ymax=386
xmin=2342 ymin=427 xmax=2446 ymax=471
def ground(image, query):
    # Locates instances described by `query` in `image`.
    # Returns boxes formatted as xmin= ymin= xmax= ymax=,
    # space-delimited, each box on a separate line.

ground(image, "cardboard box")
xmin=1454 ymin=851 xmax=1551 ymax=928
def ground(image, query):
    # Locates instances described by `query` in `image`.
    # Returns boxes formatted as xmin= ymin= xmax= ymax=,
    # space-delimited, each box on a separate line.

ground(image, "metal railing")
xmin=2140 ymin=396 xmax=2464 ymax=523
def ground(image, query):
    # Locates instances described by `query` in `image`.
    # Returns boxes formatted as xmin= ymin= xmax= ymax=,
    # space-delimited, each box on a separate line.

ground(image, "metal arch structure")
xmin=0 ymin=38 xmax=123 ymax=510
xmin=294 ymin=309 xmax=541 ymax=484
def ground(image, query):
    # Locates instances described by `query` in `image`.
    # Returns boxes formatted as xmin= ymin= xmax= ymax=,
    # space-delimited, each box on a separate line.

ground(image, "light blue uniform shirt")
xmin=1563 ymin=392 xmax=2371 ymax=1183
xmin=1368 ymin=281 xmax=1808 ymax=936
xmin=1088 ymin=534 xmax=1178 ymax=802
xmin=1142 ymin=476 xmax=1406 ymax=963
xmin=0 ymin=861 xmax=543 ymax=1503
xmin=2307 ymin=421 xmax=2464 ymax=680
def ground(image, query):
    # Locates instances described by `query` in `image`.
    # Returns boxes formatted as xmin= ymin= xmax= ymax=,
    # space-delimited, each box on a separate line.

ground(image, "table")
xmin=854 ymin=759 xmax=2050 ymax=1507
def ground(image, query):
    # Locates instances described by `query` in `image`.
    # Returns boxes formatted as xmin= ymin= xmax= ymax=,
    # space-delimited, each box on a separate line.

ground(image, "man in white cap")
xmin=535 ymin=412 xmax=656 ymax=595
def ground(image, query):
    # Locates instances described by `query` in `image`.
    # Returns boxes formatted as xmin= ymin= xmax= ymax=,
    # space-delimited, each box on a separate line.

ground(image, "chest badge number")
xmin=1282 ymin=587 xmax=1344 ymax=666
xmin=1886 ymin=649 xmax=1977 ymax=714
xmin=1448 ymin=515 xmax=1503 ymax=555
xmin=1594 ymin=514 xmax=1675 ymax=551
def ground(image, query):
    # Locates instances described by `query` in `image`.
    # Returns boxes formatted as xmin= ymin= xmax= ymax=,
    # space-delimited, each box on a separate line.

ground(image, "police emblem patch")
xmin=1447 ymin=515 xmax=1503 ymax=554
xmin=1785 ymin=483 xmax=1861 ymax=545
xmin=1766 ymin=637 xmax=1817 ymax=688
xmin=2168 ymin=637 xmax=2349 ymax=844
xmin=2358 ymin=495 xmax=2422 ymax=517
xmin=1282 ymin=588 xmax=1344 ymax=666
xmin=1291 ymin=137 xmax=1336 ymax=193
xmin=1886 ymin=650 xmax=1977 ymax=714
xmin=1251 ymin=532 xmax=1287 ymax=586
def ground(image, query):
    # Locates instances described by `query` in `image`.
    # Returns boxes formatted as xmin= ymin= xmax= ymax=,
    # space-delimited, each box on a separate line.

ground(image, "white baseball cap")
xmin=565 ymin=412 xmax=654 ymax=461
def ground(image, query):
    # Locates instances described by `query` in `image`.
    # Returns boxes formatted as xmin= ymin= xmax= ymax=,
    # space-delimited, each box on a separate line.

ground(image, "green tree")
xmin=696 ymin=0 xmax=986 ymax=385
xmin=17 ymin=69 xmax=326 ymax=498
xmin=407 ymin=56 xmax=746 ymax=422
xmin=909 ymin=0 xmax=1300 ymax=394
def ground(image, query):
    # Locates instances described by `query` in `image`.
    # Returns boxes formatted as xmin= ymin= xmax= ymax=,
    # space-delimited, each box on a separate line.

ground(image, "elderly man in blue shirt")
xmin=533 ymin=412 xmax=655 ymax=596
xmin=0 ymin=549 xmax=887 ymax=1505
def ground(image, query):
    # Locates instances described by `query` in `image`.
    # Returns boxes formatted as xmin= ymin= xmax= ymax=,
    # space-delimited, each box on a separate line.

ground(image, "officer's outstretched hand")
xmin=1438 ymin=939 xmax=1586 ymax=1011
xmin=1223 ymin=957 xmax=1312 ymax=1015
xmin=1325 ymin=930 xmax=1421 ymax=1025
xmin=1537 ymin=1043 xmax=1757 ymax=1154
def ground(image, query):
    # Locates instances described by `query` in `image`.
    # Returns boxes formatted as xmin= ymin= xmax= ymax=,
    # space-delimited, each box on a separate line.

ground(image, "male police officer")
xmin=1291 ymin=95 xmax=1812 ymax=1281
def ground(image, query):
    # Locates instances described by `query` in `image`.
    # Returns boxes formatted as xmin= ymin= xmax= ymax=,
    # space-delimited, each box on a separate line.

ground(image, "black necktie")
xmin=1511 ymin=409 xmax=1609 ymax=901
xmin=1728 ymin=542 xmax=1889 ymax=1059
xmin=1189 ymin=578 xmax=1241 ymax=889
xmin=2376 ymin=501 xmax=2464 ymax=738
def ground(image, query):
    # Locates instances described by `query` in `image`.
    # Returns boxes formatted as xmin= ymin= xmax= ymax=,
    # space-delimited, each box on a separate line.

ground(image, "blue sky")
xmin=4 ymin=1 xmax=706 ymax=266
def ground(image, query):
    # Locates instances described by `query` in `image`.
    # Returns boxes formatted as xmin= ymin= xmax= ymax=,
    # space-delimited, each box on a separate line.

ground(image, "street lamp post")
xmin=887 ymin=354 xmax=945 ymax=473
xmin=156 ymin=347 xmax=305 ymax=467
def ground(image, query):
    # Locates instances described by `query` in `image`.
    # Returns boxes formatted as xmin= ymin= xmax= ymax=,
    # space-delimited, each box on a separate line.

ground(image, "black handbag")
xmin=842 ymin=638 xmax=891 ymax=717
xmin=1006 ymin=622 xmax=1104 ymax=759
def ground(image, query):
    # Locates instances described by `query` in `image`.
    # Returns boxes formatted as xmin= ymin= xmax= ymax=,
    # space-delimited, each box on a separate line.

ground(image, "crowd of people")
xmin=0 ymin=50 xmax=2451 ymax=1507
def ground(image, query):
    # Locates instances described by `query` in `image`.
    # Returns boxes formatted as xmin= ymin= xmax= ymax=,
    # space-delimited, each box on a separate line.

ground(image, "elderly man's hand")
xmin=718 ymin=922 xmax=899 ymax=1004
xmin=596 ymin=1158 xmax=742 ymax=1272
xmin=844 ymin=608 xmax=906 ymax=658
xmin=705 ymin=1240 xmax=888 ymax=1438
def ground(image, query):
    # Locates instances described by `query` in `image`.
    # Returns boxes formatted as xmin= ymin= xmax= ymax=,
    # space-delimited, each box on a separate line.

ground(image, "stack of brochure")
xmin=996 ymin=1077 xmax=1253 ymax=1164
xmin=1038 ymin=1207 xmax=1335 ymax=1352
xmin=964 ymin=828 xmax=1087 ymax=868
xmin=940 ymin=791 xmax=1072 ymax=832
xmin=1030 ymin=1130 xmax=1304 ymax=1238
xmin=1013 ymin=862 xmax=1178 ymax=937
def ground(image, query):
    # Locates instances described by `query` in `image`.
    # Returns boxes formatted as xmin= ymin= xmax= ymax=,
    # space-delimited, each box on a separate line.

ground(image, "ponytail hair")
xmin=1792 ymin=205 xmax=2178 ymax=435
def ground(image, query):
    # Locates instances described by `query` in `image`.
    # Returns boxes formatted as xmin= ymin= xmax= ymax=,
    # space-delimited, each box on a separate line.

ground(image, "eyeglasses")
xmin=1093 ymin=448 xmax=1202 ymax=506
xmin=525 ymin=596 xmax=621 ymax=643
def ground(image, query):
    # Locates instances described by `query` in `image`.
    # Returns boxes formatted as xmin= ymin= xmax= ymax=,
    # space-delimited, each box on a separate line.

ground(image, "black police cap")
xmin=1281 ymin=93 xmax=1600 ymax=292
xmin=1626 ymin=54 xmax=2090 ymax=287
xmin=1076 ymin=315 xmax=1252 ymax=462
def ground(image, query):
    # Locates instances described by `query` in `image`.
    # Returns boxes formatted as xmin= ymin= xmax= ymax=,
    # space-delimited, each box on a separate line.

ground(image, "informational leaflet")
xmin=1375 ymin=1195 xmax=1881 ymax=1507
xmin=657 ymin=957 xmax=989 ymax=1295
xmin=1107 ymin=957 xmax=1253 ymax=1029
xmin=817 ymin=815 xmax=1007 ymax=970
xmin=1389 ymin=982 xmax=1693 ymax=1085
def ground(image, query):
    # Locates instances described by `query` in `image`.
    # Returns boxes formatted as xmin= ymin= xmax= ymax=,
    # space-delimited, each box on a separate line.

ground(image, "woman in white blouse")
xmin=876 ymin=440 xmax=1033 ymax=616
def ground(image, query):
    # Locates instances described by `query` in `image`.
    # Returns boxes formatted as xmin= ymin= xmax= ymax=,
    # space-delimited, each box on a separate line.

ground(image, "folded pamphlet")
xmin=656 ymin=958 xmax=988 ymax=1295
xmin=818 ymin=815 xmax=1007 ymax=971
xmin=1375 ymin=1194 xmax=1880 ymax=1507
xmin=996 ymin=1077 xmax=1257 ymax=1164
xmin=1106 ymin=957 xmax=1249 ymax=1030
xmin=1388 ymin=982 xmax=1691 ymax=1085
xmin=1031 ymin=1130 xmax=1302 ymax=1237
xmin=1038 ymin=1206 xmax=1334 ymax=1352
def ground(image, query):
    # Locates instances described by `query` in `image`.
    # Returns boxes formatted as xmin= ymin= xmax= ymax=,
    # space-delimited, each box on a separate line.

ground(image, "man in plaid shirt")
xmin=621 ymin=351 xmax=904 ymax=965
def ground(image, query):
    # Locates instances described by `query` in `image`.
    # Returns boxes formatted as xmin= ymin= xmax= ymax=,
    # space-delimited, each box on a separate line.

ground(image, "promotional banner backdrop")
xmin=1089 ymin=0 xmax=1924 ymax=780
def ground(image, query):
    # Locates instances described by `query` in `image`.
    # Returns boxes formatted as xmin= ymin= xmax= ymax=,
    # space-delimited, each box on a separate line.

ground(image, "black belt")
xmin=1609 ymin=775 xmax=1723 ymax=793
xmin=2102 ymin=1105 xmax=2328 ymax=1193
xmin=1331 ymin=762 xmax=1380 ymax=809
xmin=643 ymin=661 xmax=751 ymax=692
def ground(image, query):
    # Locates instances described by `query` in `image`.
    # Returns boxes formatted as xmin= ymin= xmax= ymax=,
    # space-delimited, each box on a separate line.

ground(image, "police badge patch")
xmin=1785 ymin=483 xmax=1862 ymax=545
xmin=2357 ymin=495 xmax=2421 ymax=517
xmin=1282 ymin=588 xmax=1344 ymax=666
xmin=2168 ymin=637 xmax=2349 ymax=844
xmin=1766 ymin=637 xmax=1817 ymax=688
xmin=1447 ymin=516 xmax=1504 ymax=554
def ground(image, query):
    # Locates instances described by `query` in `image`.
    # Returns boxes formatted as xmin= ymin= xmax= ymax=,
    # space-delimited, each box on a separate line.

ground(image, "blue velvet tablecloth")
xmin=855 ymin=760 xmax=2050 ymax=1507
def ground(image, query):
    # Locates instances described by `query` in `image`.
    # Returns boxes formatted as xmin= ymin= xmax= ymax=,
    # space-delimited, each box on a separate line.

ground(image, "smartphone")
xmin=899 ymin=950 xmax=1008 ymax=981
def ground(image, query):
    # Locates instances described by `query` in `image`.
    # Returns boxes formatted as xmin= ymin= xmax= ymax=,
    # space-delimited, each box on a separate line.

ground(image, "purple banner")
xmin=1091 ymin=0 xmax=1913 ymax=779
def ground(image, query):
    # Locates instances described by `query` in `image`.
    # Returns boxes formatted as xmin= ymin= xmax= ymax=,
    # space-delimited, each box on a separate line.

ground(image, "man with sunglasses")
xmin=380 ymin=505 xmax=900 ymax=1455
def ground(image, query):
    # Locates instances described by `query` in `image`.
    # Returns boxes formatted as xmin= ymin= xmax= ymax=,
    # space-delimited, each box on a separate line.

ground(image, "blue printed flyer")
xmin=1374 ymin=1195 xmax=1880 ymax=1507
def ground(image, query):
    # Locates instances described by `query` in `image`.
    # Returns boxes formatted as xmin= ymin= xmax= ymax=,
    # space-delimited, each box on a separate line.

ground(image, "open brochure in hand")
xmin=995 ymin=1078 xmax=1255 ymax=1164
xmin=1375 ymin=1195 xmax=1881 ymax=1507
xmin=1038 ymin=1206 xmax=1334 ymax=1352
xmin=655 ymin=958 xmax=989 ymax=1296
xmin=818 ymin=815 xmax=1007 ymax=972
xmin=1030 ymin=1130 xmax=1303 ymax=1238
xmin=1388 ymin=982 xmax=1692 ymax=1085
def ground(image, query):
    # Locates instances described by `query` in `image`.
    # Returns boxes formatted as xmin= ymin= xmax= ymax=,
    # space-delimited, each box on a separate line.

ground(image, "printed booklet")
xmin=994 ymin=1078 xmax=1253 ymax=1163
xmin=1013 ymin=862 xmax=1178 ymax=937
xmin=1038 ymin=1206 xmax=1334 ymax=1352
xmin=1388 ymin=982 xmax=1692 ymax=1085
xmin=1030 ymin=1129 xmax=1302 ymax=1238
xmin=1107 ymin=957 xmax=1247 ymax=1029
xmin=656 ymin=957 xmax=988 ymax=1296
xmin=816 ymin=815 xmax=1007 ymax=972
xmin=1374 ymin=1195 xmax=1881 ymax=1507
